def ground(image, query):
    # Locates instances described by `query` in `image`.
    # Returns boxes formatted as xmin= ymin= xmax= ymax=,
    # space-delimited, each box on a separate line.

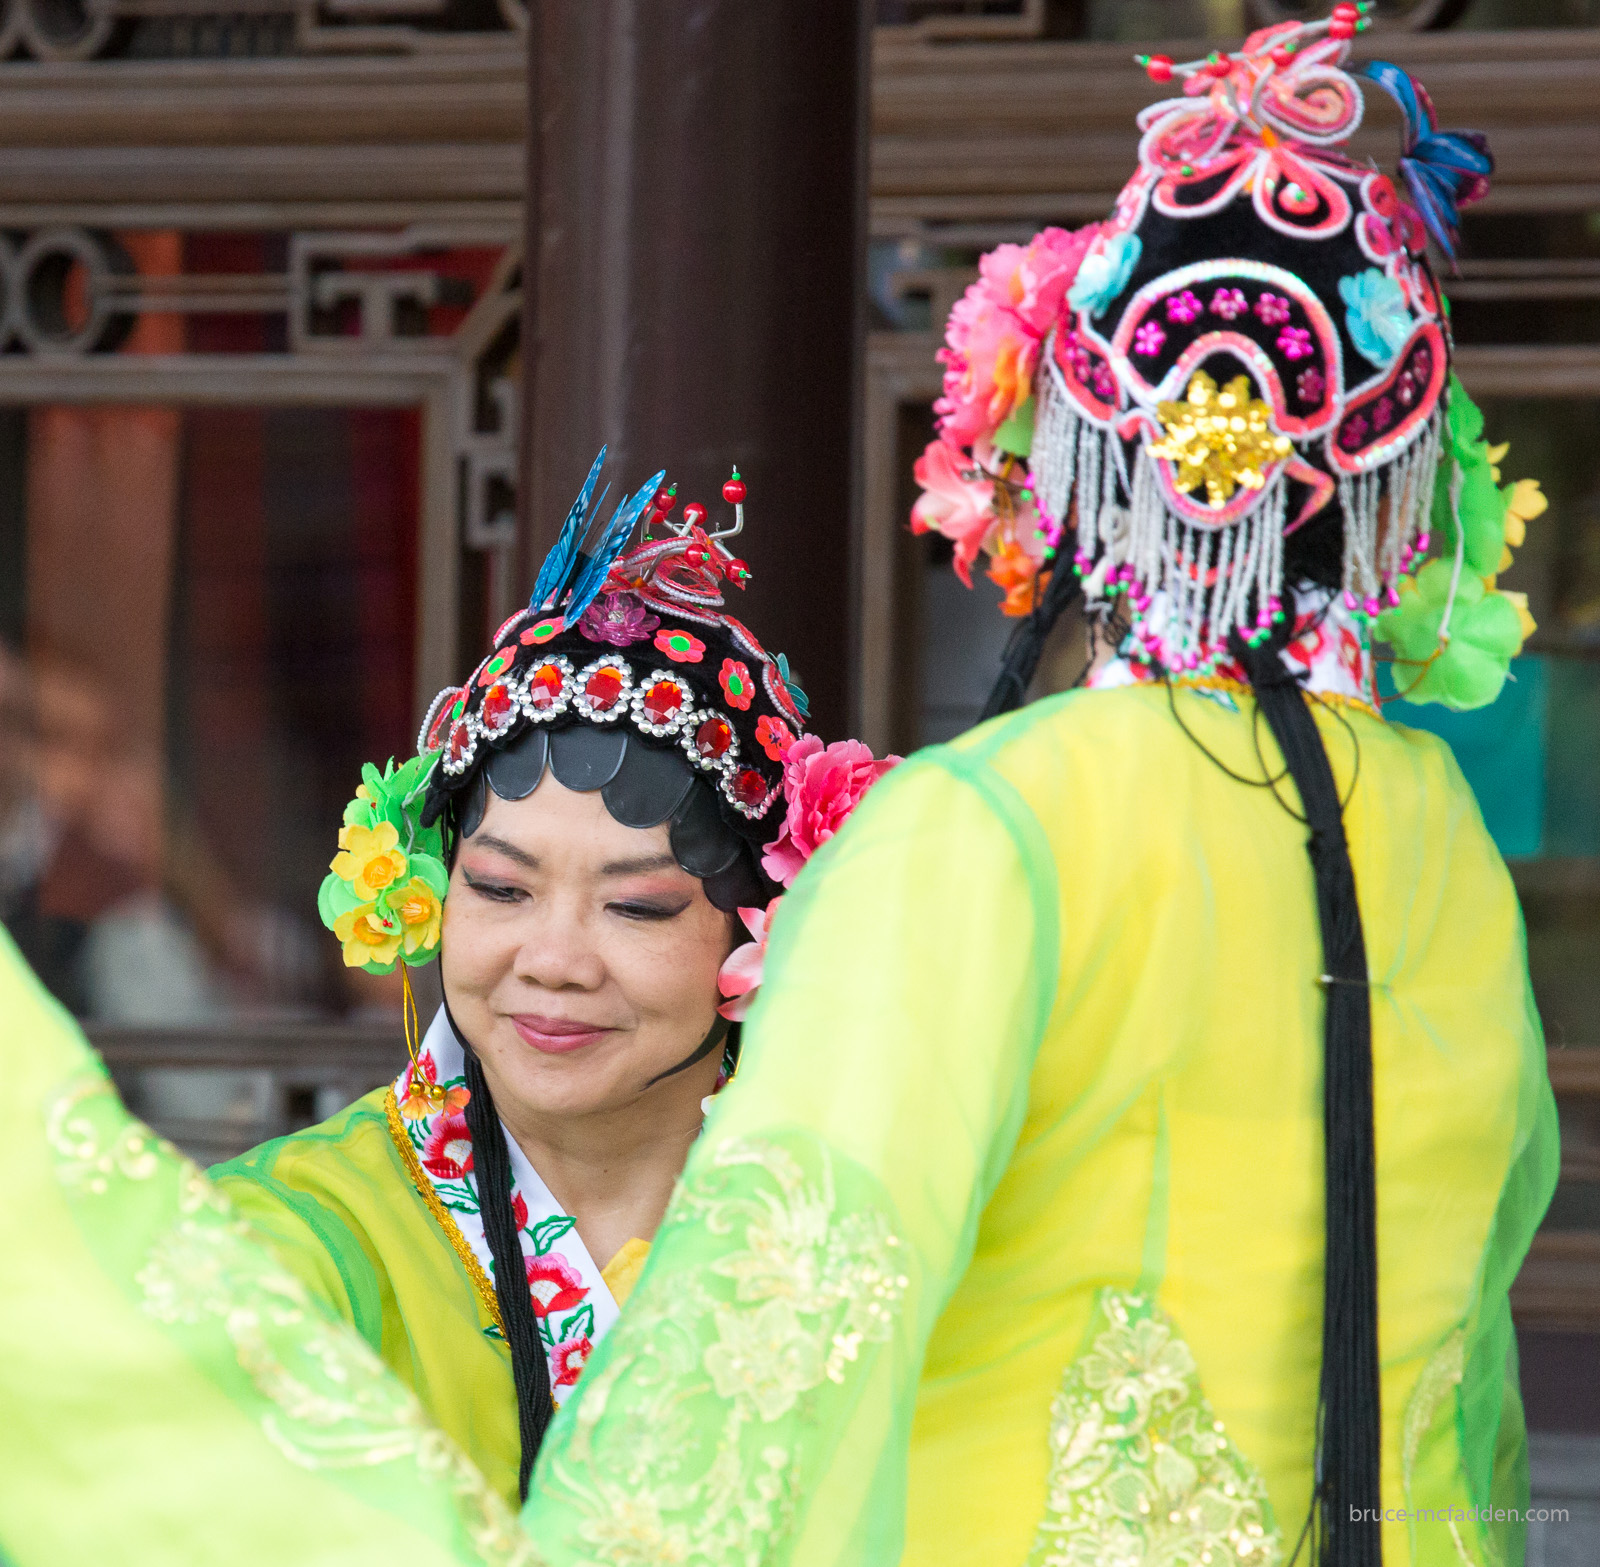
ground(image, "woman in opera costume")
xmin=208 ymin=452 xmax=894 ymax=1511
xmin=510 ymin=14 xmax=1560 ymax=1567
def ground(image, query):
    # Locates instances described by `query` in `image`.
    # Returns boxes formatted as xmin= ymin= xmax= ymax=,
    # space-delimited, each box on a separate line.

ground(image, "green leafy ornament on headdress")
xmin=317 ymin=753 xmax=447 ymax=974
xmin=1377 ymin=375 xmax=1542 ymax=711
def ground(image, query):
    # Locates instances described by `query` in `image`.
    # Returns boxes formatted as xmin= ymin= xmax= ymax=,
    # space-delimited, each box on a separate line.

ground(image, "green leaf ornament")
xmin=1377 ymin=559 xmax=1525 ymax=711
xmin=992 ymin=393 xmax=1035 ymax=458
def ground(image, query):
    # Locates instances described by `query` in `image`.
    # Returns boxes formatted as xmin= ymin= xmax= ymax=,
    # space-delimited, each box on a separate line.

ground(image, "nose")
xmin=509 ymin=906 xmax=608 ymax=994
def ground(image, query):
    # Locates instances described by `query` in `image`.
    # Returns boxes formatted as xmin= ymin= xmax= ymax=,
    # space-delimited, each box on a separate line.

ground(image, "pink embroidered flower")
xmin=577 ymin=592 xmax=659 ymax=648
xmin=654 ymin=629 xmax=706 ymax=664
xmin=421 ymin=1111 xmax=473 ymax=1181
xmin=1341 ymin=414 xmax=1370 ymax=450
xmin=1277 ymin=326 xmax=1313 ymax=361
xmin=525 ymin=1252 xmax=587 ymax=1318
xmin=1372 ymin=395 xmax=1395 ymax=431
xmin=1296 ymin=367 xmax=1326 ymax=404
xmin=1090 ymin=362 xmax=1116 ymax=400
xmin=719 ymin=658 xmax=755 ymax=711
xmin=761 ymin=736 xmax=899 ymax=888
xmin=1210 ymin=287 xmax=1247 ymax=321
xmin=1165 ymin=289 xmax=1202 ymax=324
xmin=717 ymin=901 xmax=780 ymax=1022
xmin=910 ymin=438 xmax=995 ymax=589
xmin=550 ymin=1334 xmax=594 ymax=1389
xmin=756 ymin=714 xmax=796 ymax=762
xmin=1132 ymin=321 xmax=1166 ymax=357
xmin=1255 ymin=292 xmax=1292 ymax=326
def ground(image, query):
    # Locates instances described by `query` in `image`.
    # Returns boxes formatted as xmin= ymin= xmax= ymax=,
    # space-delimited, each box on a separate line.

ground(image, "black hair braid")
xmin=980 ymin=553 xmax=1083 ymax=722
xmin=1233 ymin=630 xmax=1380 ymax=1567
xmin=460 ymin=1041 xmax=554 ymax=1501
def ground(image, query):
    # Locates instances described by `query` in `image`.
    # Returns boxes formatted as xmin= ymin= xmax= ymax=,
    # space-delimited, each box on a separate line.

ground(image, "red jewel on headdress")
xmin=722 ymin=475 xmax=746 ymax=505
xmin=731 ymin=767 xmax=769 ymax=810
xmin=695 ymin=716 xmax=733 ymax=761
xmin=1137 ymin=52 xmax=1173 ymax=83
xmin=527 ymin=663 xmax=564 ymax=710
xmin=682 ymin=502 xmax=707 ymax=529
xmin=448 ymin=721 xmax=471 ymax=765
xmin=584 ymin=666 xmax=626 ymax=712
xmin=482 ymin=682 xmax=515 ymax=730
xmin=642 ymin=680 xmax=684 ymax=725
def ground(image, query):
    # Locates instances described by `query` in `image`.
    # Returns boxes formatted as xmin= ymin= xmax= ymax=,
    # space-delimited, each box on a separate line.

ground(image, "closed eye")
xmin=462 ymin=870 xmax=525 ymax=904
xmin=609 ymin=899 xmax=691 ymax=923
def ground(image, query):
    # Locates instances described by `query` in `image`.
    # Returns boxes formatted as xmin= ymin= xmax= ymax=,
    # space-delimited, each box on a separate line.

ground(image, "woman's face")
xmin=441 ymin=773 xmax=736 ymax=1128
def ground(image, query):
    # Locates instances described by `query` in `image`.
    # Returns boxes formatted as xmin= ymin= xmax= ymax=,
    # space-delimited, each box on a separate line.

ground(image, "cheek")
xmin=604 ymin=908 xmax=733 ymax=1024
xmin=440 ymin=884 xmax=517 ymax=999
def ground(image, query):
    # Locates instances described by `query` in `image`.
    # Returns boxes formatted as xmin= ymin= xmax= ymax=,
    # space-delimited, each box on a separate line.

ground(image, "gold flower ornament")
xmin=1148 ymin=371 xmax=1292 ymax=508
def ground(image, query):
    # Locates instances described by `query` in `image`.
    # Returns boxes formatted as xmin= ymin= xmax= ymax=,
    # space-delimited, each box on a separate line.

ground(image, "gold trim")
xmin=384 ymin=1084 xmax=505 ymax=1337
xmin=1169 ymin=672 xmax=1382 ymax=719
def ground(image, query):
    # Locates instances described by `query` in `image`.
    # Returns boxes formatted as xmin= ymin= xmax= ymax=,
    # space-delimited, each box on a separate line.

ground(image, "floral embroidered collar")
xmin=1089 ymin=582 xmax=1378 ymax=713
xmin=387 ymin=1006 xmax=620 ymax=1401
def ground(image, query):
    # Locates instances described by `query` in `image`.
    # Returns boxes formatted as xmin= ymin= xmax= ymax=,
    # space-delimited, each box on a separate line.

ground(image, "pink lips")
xmin=511 ymin=1014 xmax=614 ymax=1055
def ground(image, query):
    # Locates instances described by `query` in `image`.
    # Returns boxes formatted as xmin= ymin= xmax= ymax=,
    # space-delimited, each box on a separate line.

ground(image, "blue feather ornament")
xmin=563 ymin=470 xmax=667 ymax=626
xmin=529 ymin=446 xmax=607 ymax=613
xmin=1356 ymin=60 xmax=1493 ymax=266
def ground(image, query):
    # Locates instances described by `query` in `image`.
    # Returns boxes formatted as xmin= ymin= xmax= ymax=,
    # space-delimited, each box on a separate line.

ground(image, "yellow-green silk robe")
xmin=212 ymin=1079 xmax=646 ymax=1511
xmin=516 ymin=683 xmax=1559 ymax=1567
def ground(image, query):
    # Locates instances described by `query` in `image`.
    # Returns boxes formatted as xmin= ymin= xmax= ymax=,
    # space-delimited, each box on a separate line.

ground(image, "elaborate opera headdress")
xmin=318 ymin=448 xmax=894 ymax=1019
xmin=914 ymin=2 xmax=1538 ymax=711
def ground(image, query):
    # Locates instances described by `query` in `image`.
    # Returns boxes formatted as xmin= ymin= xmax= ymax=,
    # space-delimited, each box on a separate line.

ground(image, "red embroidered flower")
xmin=421 ymin=1111 xmax=473 ymax=1180
xmin=755 ymin=714 xmax=796 ymax=763
xmin=525 ymin=1252 xmax=587 ymax=1318
xmin=761 ymin=736 xmax=899 ymax=888
xmin=550 ymin=1333 xmax=594 ymax=1389
xmin=655 ymin=629 xmax=706 ymax=664
xmin=1339 ymin=627 xmax=1367 ymax=691
xmin=719 ymin=658 xmax=754 ymax=711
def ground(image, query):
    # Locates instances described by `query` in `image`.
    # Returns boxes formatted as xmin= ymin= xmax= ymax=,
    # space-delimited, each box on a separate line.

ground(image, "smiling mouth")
xmin=510 ymin=1014 xmax=616 ymax=1055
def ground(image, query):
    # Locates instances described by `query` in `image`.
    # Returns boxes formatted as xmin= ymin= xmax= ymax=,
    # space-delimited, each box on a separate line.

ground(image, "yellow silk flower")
xmin=331 ymin=821 xmax=410 ymax=901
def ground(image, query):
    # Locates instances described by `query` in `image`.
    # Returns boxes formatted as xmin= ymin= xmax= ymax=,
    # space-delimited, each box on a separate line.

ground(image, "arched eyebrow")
xmin=599 ymin=852 xmax=679 ymax=878
xmin=466 ymin=833 xmax=539 ymax=871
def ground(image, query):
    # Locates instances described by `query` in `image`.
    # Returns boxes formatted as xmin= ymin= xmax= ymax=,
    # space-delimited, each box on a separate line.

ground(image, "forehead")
xmin=468 ymin=774 xmax=682 ymax=873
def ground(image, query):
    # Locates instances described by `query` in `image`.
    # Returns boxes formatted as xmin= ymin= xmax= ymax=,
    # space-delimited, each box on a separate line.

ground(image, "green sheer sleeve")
xmin=0 ymin=926 xmax=540 ymax=1567
xmin=523 ymin=749 xmax=1059 ymax=1565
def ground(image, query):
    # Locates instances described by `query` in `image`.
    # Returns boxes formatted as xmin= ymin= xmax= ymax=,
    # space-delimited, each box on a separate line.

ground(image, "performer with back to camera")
xmin=512 ymin=10 xmax=1559 ymax=1567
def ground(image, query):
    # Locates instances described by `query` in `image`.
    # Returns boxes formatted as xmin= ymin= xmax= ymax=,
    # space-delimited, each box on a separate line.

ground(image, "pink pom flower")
xmin=933 ymin=223 xmax=1099 ymax=448
xmin=910 ymin=438 xmax=996 ymax=589
xmin=761 ymin=736 xmax=899 ymax=888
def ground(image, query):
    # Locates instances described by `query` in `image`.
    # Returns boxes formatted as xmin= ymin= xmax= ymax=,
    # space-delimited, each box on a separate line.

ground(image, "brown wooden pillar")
xmin=518 ymin=0 xmax=868 ymax=740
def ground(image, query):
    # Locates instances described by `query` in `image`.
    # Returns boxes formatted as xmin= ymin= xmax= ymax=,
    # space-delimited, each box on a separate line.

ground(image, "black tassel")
xmin=462 ymin=1044 xmax=554 ymax=1502
xmin=979 ymin=556 xmax=1083 ymax=722
xmin=1236 ymin=635 xmax=1381 ymax=1567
